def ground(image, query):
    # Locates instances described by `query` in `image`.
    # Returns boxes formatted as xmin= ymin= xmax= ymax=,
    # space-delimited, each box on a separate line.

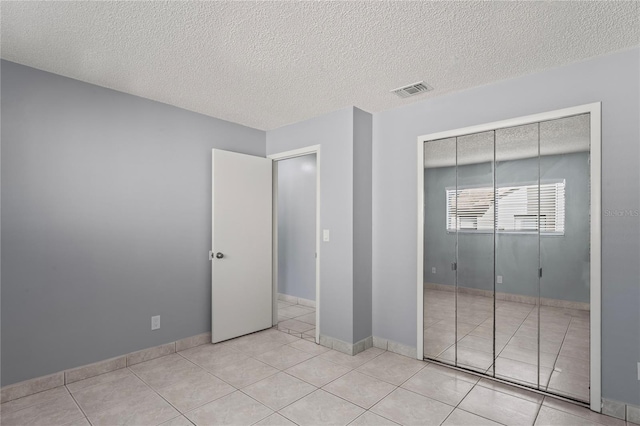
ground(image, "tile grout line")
xmin=320 ymin=371 xmax=396 ymax=412
xmin=267 ymin=346 xmax=393 ymax=423
xmin=425 ymin=294 xmax=590 ymax=406
xmin=532 ymin=394 xmax=545 ymax=426
xmin=125 ymin=366 xmax=187 ymax=418
xmin=176 ymin=330 xmax=323 ymax=420
xmin=548 ymin=316 xmax=571 ymax=391
xmin=398 ymin=360 xmax=508 ymax=426
xmin=62 ymin=385 xmax=92 ymax=426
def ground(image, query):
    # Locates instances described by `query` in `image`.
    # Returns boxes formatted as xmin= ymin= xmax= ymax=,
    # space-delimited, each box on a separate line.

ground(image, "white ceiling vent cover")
xmin=391 ymin=81 xmax=433 ymax=98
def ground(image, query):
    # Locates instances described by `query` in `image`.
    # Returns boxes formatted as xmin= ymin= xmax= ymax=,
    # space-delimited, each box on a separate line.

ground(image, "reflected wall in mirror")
xmin=452 ymin=131 xmax=495 ymax=374
xmin=540 ymin=114 xmax=591 ymax=401
xmin=494 ymin=123 xmax=541 ymax=388
xmin=423 ymin=137 xmax=456 ymax=364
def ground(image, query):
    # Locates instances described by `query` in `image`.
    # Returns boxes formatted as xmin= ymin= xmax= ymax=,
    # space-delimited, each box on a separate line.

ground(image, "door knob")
xmin=216 ymin=252 xmax=224 ymax=259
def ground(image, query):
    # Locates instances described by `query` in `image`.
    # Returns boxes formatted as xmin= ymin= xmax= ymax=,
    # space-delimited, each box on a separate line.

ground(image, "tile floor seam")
xmin=179 ymin=350 xmax=276 ymax=392
xmin=174 ymin=348 xmax=244 ymax=374
xmin=433 ymin=404 xmax=456 ymax=425
xmin=168 ymin=414 xmax=197 ymax=426
xmin=125 ymin=363 xmax=187 ymax=418
xmin=494 ymin=307 xmax=529 ymax=361
xmin=157 ymin=375 xmax=238 ymax=416
xmin=0 ymin=389 xmax=89 ymax=426
xmin=388 ymin=357 xmax=429 ymax=389
xmin=541 ymin=404 xmax=611 ymax=426
xmin=276 ymin=388 xmax=370 ymax=426
xmin=284 ymin=359 xmax=354 ymax=389
xmin=184 ymin=392 xmax=277 ymax=426
xmin=532 ymin=395 xmax=546 ymax=426
xmin=248 ymin=347 xmax=320 ymax=371
xmin=353 ymin=352 xmax=428 ymax=387
xmin=546 ymin=314 xmax=572 ymax=391
xmin=236 ymin=385 xmax=298 ymax=417
xmin=272 ymin=361 xmax=384 ymax=417
xmin=393 ymin=381 xmax=459 ymax=413
xmin=227 ymin=388 xmax=277 ymax=422
xmin=64 ymin=385 xmax=91 ymax=425
xmin=356 ymin=408 xmax=402 ymax=425
xmin=320 ymin=373 xmax=398 ymax=411
xmin=219 ymin=364 xmax=280 ymax=391
xmin=381 ymin=358 xmax=488 ymax=421
xmin=173 ymin=351 xmax=215 ymax=370
xmin=454 ymin=406 xmax=510 ymax=426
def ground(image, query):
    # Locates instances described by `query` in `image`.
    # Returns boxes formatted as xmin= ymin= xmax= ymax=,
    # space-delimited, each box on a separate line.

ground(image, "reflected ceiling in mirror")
xmin=424 ymin=113 xmax=589 ymax=168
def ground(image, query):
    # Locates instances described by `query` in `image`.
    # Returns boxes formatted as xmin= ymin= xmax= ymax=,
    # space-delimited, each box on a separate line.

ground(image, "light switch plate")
xmin=431 ymin=267 xmax=436 ymax=274
xmin=637 ymin=362 xmax=640 ymax=380
xmin=497 ymin=275 xmax=503 ymax=284
xmin=323 ymin=229 xmax=330 ymax=242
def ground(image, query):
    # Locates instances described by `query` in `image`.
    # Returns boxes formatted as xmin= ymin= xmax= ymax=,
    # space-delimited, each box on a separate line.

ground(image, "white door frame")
xmin=416 ymin=103 xmax=602 ymax=411
xmin=268 ymin=145 xmax=321 ymax=344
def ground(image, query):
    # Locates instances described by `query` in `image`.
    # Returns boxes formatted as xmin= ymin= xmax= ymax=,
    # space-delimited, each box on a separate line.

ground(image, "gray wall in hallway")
xmin=0 ymin=60 xmax=266 ymax=386
xmin=267 ymin=108 xmax=355 ymax=343
xmin=424 ymin=153 xmax=590 ymax=303
xmin=353 ymin=108 xmax=373 ymax=343
xmin=277 ymin=154 xmax=317 ymax=301
xmin=372 ymin=48 xmax=640 ymax=405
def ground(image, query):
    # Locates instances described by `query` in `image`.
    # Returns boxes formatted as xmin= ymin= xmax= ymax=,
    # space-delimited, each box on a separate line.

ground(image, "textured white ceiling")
xmin=1 ymin=1 xmax=638 ymax=130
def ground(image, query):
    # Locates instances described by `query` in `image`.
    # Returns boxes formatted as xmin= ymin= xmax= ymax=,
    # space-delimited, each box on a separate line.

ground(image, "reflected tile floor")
xmin=424 ymin=288 xmax=591 ymax=402
xmin=1 ymin=327 xmax=634 ymax=426
xmin=277 ymin=300 xmax=316 ymax=341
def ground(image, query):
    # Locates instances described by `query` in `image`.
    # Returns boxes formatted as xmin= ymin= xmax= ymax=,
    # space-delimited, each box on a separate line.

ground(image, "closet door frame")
xmin=417 ymin=102 xmax=601 ymax=411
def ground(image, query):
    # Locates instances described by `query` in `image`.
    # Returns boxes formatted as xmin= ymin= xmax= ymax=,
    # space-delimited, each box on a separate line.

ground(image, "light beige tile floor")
xmin=424 ymin=288 xmax=591 ymax=402
xmin=1 ymin=324 xmax=632 ymax=426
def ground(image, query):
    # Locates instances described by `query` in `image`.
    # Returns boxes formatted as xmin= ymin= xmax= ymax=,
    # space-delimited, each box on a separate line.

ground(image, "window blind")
xmin=446 ymin=181 xmax=565 ymax=234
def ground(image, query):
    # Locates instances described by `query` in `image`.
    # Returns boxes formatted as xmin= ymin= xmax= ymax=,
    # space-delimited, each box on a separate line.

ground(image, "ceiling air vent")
xmin=391 ymin=81 xmax=433 ymax=98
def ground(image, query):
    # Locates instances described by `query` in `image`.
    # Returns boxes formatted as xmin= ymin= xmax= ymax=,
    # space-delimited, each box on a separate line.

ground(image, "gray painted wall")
xmin=277 ymin=154 xmax=317 ymax=301
xmin=267 ymin=108 xmax=355 ymax=343
xmin=0 ymin=60 xmax=266 ymax=386
xmin=353 ymin=108 xmax=373 ymax=343
xmin=372 ymin=48 xmax=640 ymax=405
xmin=424 ymin=153 xmax=590 ymax=303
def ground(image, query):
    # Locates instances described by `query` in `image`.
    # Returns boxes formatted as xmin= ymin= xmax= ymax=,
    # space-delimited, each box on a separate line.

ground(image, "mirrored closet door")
xmin=423 ymin=112 xmax=592 ymax=403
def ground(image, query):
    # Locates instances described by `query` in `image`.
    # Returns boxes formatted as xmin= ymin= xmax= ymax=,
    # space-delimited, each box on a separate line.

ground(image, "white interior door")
xmin=211 ymin=149 xmax=273 ymax=343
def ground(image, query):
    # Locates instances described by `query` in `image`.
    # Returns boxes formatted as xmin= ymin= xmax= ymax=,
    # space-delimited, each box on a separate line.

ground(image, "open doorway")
xmin=269 ymin=146 xmax=321 ymax=343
